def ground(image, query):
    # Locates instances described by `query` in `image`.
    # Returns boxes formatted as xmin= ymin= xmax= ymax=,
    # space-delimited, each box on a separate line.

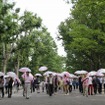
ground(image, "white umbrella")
xmin=98 ymin=68 xmax=105 ymax=74
xmin=81 ymin=70 xmax=88 ymax=74
xmin=35 ymin=73 xmax=42 ymax=77
xmin=61 ymin=71 xmax=70 ymax=77
xmin=69 ymin=74 xmax=78 ymax=78
xmin=39 ymin=66 xmax=48 ymax=71
xmin=52 ymin=72 xmax=57 ymax=76
xmin=0 ymin=72 xmax=4 ymax=77
xmin=74 ymin=70 xmax=81 ymax=75
xmin=43 ymin=71 xmax=53 ymax=76
xmin=19 ymin=67 xmax=31 ymax=73
xmin=75 ymin=70 xmax=88 ymax=75
xmin=4 ymin=75 xmax=10 ymax=78
xmin=96 ymin=72 xmax=104 ymax=77
xmin=7 ymin=71 xmax=17 ymax=78
xmin=88 ymin=71 xmax=97 ymax=76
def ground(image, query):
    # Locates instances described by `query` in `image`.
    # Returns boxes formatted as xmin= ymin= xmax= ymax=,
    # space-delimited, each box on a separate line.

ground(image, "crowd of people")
xmin=0 ymin=71 xmax=105 ymax=99
xmin=78 ymin=73 xmax=105 ymax=97
xmin=0 ymin=75 xmax=19 ymax=98
xmin=21 ymin=71 xmax=105 ymax=98
xmin=42 ymin=73 xmax=105 ymax=97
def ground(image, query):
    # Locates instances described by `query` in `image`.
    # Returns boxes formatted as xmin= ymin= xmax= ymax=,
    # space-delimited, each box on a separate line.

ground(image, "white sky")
xmin=13 ymin=0 xmax=72 ymax=56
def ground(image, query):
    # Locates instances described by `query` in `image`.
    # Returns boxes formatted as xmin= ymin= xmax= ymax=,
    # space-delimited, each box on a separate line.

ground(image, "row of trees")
xmin=0 ymin=0 xmax=65 ymax=75
xmin=58 ymin=0 xmax=105 ymax=72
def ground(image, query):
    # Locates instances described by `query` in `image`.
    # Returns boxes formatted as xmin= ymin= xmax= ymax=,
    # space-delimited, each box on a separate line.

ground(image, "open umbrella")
xmin=69 ymin=74 xmax=78 ymax=78
xmin=0 ymin=72 xmax=4 ymax=77
xmin=7 ymin=71 xmax=17 ymax=78
xmin=96 ymin=72 xmax=104 ymax=77
xmin=98 ymin=68 xmax=105 ymax=74
xmin=4 ymin=75 xmax=10 ymax=78
xmin=35 ymin=73 xmax=42 ymax=77
xmin=61 ymin=71 xmax=70 ymax=77
xmin=74 ymin=70 xmax=81 ymax=75
xmin=19 ymin=67 xmax=31 ymax=73
xmin=43 ymin=71 xmax=53 ymax=76
xmin=88 ymin=71 xmax=97 ymax=76
xmin=39 ymin=66 xmax=48 ymax=72
xmin=75 ymin=70 xmax=88 ymax=75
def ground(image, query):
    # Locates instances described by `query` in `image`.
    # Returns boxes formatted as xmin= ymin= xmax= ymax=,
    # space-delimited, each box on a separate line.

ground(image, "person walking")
xmin=63 ymin=75 xmax=69 ymax=95
xmin=4 ymin=77 xmax=9 ymax=94
xmin=35 ymin=76 xmax=41 ymax=93
xmin=72 ymin=78 xmax=76 ymax=90
xmin=68 ymin=77 xmax=72 ymax=93
xmin=88 ymin=76 xmax=93 ymax=95
xmin=8 ymin=77 xmax=14 ymax=98
xmin=24 ymin=71 xmax=33 ymax=99
xmin=58 ymin=76 xmax=64 ymax=93
xmin=92 ymin=76 xmax=98 ymax=94
xmin=53 ymin=75 xmax=58 ymax=94
xmin=0 ymin=76 xmax=4 ymax=98
xmin=14 ymin=78 xmax=20 ymax=93
xmin=103 ymin=76 xmax=105 ymax=93
xmin=82 ymin=73 xmax=89 ymax=97
xmin=78 ymin=76 xmax=83 ymax=93
xmin=98 ymin=77 xmax=103 ymax=94
xmin=47 ymin=73 xmax=54 ymax=96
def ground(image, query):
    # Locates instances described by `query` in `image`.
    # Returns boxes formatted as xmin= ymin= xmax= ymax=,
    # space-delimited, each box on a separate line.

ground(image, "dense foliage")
xmin=0 ymin=0 xmax=65 ymax=75
xmin=58 ymin=0 xmax=105 ymax=72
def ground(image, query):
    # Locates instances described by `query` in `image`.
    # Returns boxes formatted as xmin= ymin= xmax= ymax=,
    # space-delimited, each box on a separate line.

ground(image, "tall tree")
xmin=58 ymin=0 xmax=105 ymax=71
xmin=0 ymin=0 xmax=65 ymax=75
xmin=0 ymin=1 xmax=20 ymax=73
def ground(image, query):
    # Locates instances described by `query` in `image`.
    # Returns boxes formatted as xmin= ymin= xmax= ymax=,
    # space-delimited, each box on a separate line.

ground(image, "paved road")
xmin=0 ymin=90 xmax=105 ymax=105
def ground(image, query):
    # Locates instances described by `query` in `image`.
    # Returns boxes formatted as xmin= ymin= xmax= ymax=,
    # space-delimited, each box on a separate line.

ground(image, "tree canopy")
xmin=0 ymin=0 xmax=65 ymax=75
xmin=58 ymin=0 xmax=105 ymax=72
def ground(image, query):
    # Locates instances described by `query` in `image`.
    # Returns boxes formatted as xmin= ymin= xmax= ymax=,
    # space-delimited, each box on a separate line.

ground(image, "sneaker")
xmin=86 ymin=95 xmax=88 ymax=97
xmin=26 ymin=97 xmax=29 ymax=99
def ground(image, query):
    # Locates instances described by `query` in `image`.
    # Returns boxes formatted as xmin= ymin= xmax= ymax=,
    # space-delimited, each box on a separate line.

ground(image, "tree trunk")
xmin=15 ymin=55 xmax=20 ymax=77
xmin=2 ymin=42 xmax=6 ymax=73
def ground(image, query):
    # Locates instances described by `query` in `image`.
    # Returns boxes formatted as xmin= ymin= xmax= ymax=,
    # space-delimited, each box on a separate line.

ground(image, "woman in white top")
xmin=24 ymin=72 xmax=33 ymax=99
xmin=88 ymin=76 xmax=93 ymax=95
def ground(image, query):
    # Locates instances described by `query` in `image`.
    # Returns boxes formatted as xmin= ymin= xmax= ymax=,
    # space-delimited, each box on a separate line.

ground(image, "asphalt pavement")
xmin=0 ymin=89 xmax=105 ymax=105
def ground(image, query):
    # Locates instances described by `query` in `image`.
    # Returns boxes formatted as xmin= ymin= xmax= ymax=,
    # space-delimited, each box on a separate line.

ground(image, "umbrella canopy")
xmin=75 ymin=70 xmax=88 ymax=75
xmin=19 ymin=67 xmax=31 ymax=73
xmin=7 ymin=71 xmax=17 ymax=78
xmin=52 ymin=72 xmax=57 ymax=76
xmin=97 ymin=68 xmax=105 ymax=74
xmin=88 ymin=71 xmax=97 ymax=76
xmin=74 ymin=70 xmax=81 ymax=74
xmin=4 ymin=75 xmax=10 ymax=78
xmin=61 ymin=71 xmax=70 ymax=77
xmin=35 ymin=73 xmax=42 ymax=77
xmin=39 ymin=66 xmax=48 ymax=72
xmin=43 ymin=71 xmax=53 ymax=76
xmin=0 ymin=72 xmax=4 ymax=77
xmin=69 ymin=74 xmax=78 ymax=78
xmin=96 ymin=72 xmax=104 ymax=77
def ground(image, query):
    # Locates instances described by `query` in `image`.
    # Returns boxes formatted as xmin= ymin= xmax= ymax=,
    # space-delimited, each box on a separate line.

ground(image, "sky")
xmin=13 ymin=0 xmax=72 ymax=56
